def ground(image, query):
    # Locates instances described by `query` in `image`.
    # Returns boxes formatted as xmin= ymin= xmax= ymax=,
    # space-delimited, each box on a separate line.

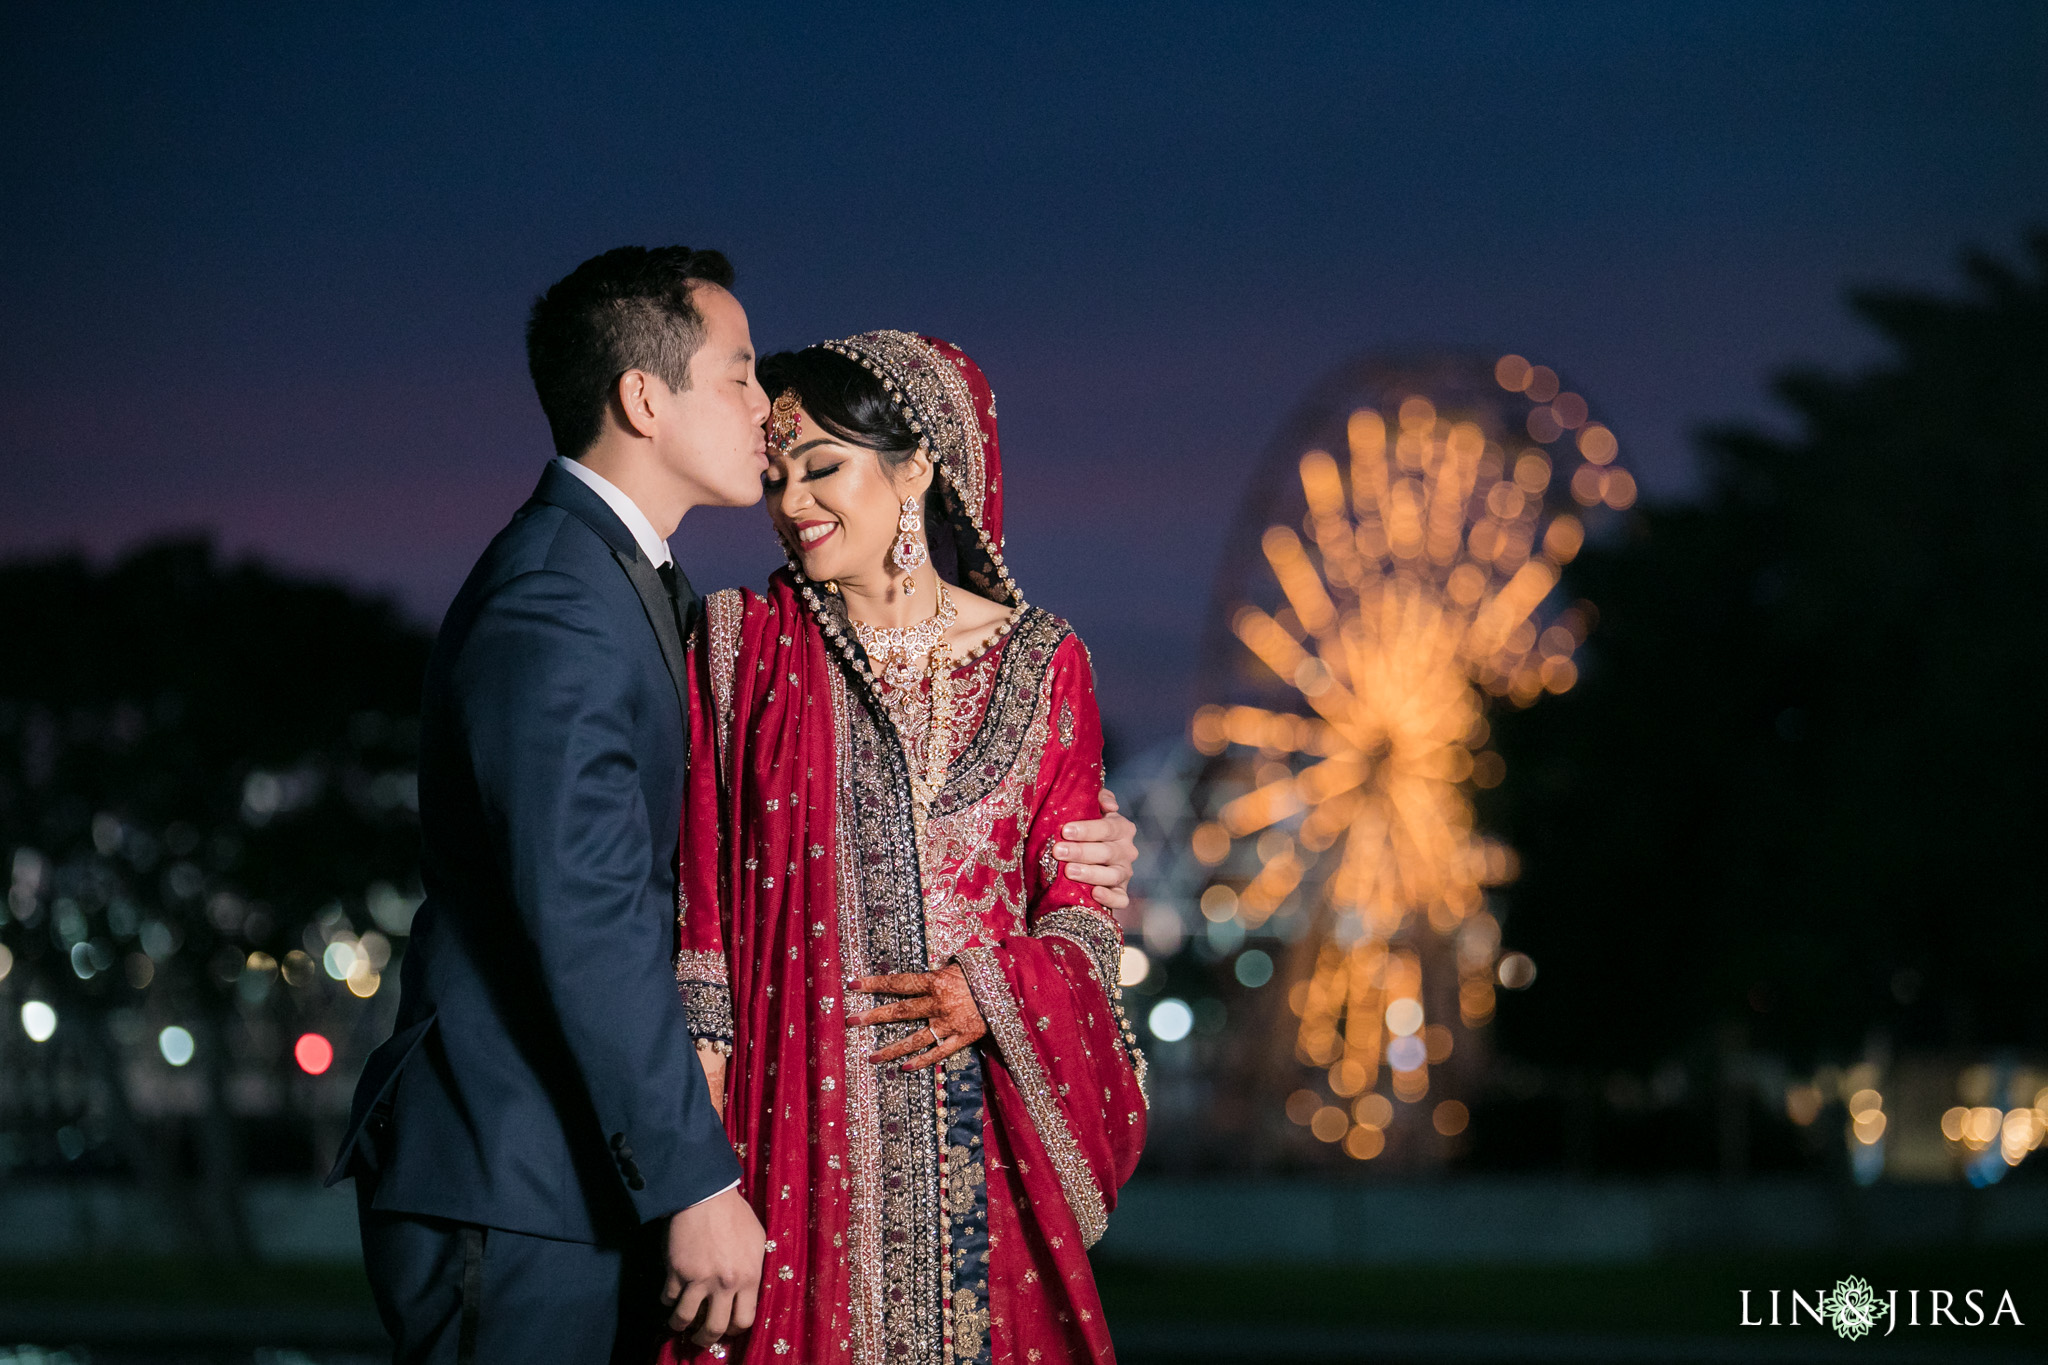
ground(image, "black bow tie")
xmin=655 ymin=560 xmax=680 ymax=602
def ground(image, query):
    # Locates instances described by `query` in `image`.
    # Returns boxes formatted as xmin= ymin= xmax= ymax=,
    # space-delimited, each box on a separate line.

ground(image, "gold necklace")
xmin=850 ymin=583 xmax=956 ymax=691
xmin=850 ymin=583 xmax=958 ymax=816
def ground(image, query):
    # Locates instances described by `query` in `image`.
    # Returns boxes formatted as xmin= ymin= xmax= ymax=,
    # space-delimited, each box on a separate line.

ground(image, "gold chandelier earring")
xmin=891 ymin=494 xmax=929 ymax=597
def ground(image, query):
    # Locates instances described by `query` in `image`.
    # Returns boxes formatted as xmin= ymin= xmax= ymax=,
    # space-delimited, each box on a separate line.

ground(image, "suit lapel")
xmin=615 ymin=548 xmax=689 ymax=722
xmin=528 ymin=462 xmax=694 ymax=723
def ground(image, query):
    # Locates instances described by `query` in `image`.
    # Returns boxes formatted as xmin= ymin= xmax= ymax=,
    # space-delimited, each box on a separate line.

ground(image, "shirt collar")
xmin=551 ymin=455 xmax=673 ymax=569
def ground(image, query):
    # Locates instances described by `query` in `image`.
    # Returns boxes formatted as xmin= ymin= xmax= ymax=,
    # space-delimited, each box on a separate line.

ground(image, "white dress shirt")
xmin=553 ymin=455 xmax=672 ymax=568
xmin=551 ymin=455 xmax=736 ymax=1208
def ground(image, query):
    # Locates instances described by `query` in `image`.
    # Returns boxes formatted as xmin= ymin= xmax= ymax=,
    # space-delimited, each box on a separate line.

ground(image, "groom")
xmin=327 ymin=246 xmax=1140 ymax=1364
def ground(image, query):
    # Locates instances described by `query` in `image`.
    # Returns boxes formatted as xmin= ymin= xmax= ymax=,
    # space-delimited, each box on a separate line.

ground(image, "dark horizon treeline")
xmin=1479 ymin=231 xmax=2048 ymax=1171
xmin=0 ymin=543 xmax=430 ymax=1254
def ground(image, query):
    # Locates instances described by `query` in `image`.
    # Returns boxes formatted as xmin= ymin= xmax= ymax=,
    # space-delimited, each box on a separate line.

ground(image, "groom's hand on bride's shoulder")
xmin=663 ymin=1185 xmax=765 ymax=1347
xmin=1056 ymin=787 xmax=1139 ymax=911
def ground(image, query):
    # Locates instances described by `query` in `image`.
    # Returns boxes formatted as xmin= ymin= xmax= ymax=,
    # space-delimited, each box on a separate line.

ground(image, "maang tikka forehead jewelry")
xmin=892 ymin=493 xmax=928 ymax=596
xmin=767 ymin=390 xmax=803 ymax=457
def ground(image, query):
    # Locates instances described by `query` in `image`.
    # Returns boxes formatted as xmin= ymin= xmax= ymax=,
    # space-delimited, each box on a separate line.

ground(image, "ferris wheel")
xmin=1128 ymin=349 xmax=1634 ymax=1171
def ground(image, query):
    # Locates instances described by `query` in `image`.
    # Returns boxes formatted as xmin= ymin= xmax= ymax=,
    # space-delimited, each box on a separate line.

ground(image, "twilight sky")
xmin=4 ymin=3 xmax=2045 ymax=750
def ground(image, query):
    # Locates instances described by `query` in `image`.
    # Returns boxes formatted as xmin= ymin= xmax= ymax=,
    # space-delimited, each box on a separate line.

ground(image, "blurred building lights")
xmin=1343 ymin=1125 xmax=1385 ymax=1159
xmin=157 ymin=1025 xmax=194 ymax=1067
xmin=1199 ymin=885 xmax=1238 ymax=922
xmin=1433 ymin=1100 xmax=1470 ymax=1136
xmin=294 ymin=1031 xmax=335 ymax=1076
xmin=1233 ymin=948 xmax=1274 ymax=988
xmin=21 ymin=999 xmax=56 ymax=1043
xmin=1786 ymin=1084 xmax=1824 ymax=1126
xmin=1189 ymin=822 xmax=1231 ymax=864
xmin=1387 ymin=1035 xmax=1427 ymax=1071
xmin=1353 ymin=1092 xmax=1393 ymax=1128
xmin=1148 ymin=998 xmax=1194 ymax=1043
xmin=0 ymin=941 xmax=12 ymax=982
xmin=1117 ymin=945 xmax=1150 ymax=988
xmin=1497 ymin=952 xmax=1538 ymax=988
xmin=322 ymin=940 xmax=357 ymax=981
xmin=1205 ymin=917 xmax=1245 ymax=954
xmin=1385 ymin=998 xmax=1425 ymax=1036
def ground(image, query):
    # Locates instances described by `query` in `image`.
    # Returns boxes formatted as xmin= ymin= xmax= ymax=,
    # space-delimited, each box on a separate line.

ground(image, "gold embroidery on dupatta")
xmin=953 ymin=945 xmax=1110 ymax=1248
xmin=1033 ymin=908 xmax=1150 ymax=1101
xmin=833 ymin=665 xmax=950 ymax=1365
xmin=703 ymin=588 xmax=746 ymax=770
xmin=933 ymin=620 xmax=1118 ymax=1250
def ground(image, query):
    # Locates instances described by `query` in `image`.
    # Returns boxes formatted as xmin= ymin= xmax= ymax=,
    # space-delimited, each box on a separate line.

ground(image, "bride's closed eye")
xmin=761 ymin=462 xmax=843 ymax=494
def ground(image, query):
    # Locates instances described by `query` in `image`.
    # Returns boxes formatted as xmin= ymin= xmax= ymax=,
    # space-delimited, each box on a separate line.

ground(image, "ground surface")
xmin=0 ymin=1245 xmax=2042 ymax=1363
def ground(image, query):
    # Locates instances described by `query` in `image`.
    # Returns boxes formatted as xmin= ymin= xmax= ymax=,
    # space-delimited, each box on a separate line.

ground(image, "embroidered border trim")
xmin=822 ymin=331 xmax=988 ymax=534
xmin=935 ymin=608 xmax=1070 ymax=817
xmin=838 ymin=666 xmax=949 ymax=1363
xmin=1034 ymin=909 xmax=1151 ymax=1105
xmin=703 ymin=589 xmax=745 ymax=770
xmin=954 ymin=945 xmax=1110 ymax=1248
xmin=674 ymin=949 xmax=733 ymax=1045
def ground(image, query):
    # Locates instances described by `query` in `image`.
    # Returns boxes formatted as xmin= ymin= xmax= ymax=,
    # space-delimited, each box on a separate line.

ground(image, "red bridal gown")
xmin=666 ymin=577 xmax=1149 ymax=1365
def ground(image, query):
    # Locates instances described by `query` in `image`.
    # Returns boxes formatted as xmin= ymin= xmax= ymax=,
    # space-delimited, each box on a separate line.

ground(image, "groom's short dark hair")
xmin=525 ymin=245 xmax=736 ymax=457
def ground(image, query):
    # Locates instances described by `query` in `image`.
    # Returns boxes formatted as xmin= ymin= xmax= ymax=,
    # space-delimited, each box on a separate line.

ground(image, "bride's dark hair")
xmin=757 ymin=348 xmax=920 ymax=464
xmin=758 ymin=346 xmax=958 ymax=581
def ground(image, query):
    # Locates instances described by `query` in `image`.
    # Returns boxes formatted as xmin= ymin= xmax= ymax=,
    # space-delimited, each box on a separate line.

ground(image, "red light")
xmin=294 ymin=1032 xmax=334 ymax=1076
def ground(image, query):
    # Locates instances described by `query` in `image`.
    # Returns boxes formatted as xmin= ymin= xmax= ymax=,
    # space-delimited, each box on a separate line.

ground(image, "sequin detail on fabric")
xmin=942 ymin=1048 xmax=992 ymax=1365
xmin=836 ymin=667 xmax=949 ymax=1364
xmin=674 ymin=947 xmax=733 ymax=1047
xmin=934 ymin=609 xmax=1068 ymax=817
xmin=703 ymin=589 xmax=746 ymax=770
xmin=954 ymin=946 xmax=1110 ymax=1247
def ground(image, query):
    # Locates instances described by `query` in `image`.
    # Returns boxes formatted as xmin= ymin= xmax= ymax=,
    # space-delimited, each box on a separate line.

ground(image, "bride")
xmin=664 ymin=332 xmax=1150 ymax=1364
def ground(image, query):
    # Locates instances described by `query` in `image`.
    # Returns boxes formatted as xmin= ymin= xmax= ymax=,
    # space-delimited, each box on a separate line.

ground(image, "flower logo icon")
xmin=1820 ymin=1275 xmax=1888 ymax=1340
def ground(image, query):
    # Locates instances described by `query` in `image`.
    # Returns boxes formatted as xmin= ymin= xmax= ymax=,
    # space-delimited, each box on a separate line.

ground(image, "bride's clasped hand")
xmin=850 ymin=966 xmax=990 ymax=1070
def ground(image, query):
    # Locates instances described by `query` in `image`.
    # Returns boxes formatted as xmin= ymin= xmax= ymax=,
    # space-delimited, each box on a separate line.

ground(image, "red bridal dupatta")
xmin=667 ymin=333 xmax=1149 ymax=1365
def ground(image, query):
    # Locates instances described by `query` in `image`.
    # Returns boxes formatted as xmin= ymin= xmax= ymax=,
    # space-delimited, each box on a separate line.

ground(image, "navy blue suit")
xmin=329 ymin=462 xmax=739 ymax=1362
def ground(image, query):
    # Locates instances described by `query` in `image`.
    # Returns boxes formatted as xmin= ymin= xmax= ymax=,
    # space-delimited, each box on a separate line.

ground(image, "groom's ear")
xmin=612 ymin=368 xmax=665 ymax=440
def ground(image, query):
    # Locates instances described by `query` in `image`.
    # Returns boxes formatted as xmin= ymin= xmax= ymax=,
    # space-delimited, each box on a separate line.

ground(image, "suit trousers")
xmin=357 ymin=1180 xmax=669 ymax=1364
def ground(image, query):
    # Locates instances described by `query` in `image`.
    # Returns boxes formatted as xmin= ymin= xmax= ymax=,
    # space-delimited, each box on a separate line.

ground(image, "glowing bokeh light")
xmin=323 ymin=940 xmax=358 ymax=980
xmin=1181 ymin=352 xmax=1623 ymax=1160
xmin=21 ymin=1000 xmax=57 ymax=1043
xmin=295 ymin=1032 xmax=335 ymax=1076
xmin=158 ymin=1026 xmax=195 ymax=1067
xmin=1148 ymin=998 xmax=1194 ymax=1042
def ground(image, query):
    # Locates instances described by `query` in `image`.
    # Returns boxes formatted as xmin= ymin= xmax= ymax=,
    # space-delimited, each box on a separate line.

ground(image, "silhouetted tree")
xmin=1486 ymin=234 xmax=2048 ymax=1155
xmin=0 ymin=539 xmax=429 ymax=1256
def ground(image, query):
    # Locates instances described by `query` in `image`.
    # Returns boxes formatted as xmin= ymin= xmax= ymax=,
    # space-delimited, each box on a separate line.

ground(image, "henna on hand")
xmin=849 ymin=963 xmax=988 ymax=1070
